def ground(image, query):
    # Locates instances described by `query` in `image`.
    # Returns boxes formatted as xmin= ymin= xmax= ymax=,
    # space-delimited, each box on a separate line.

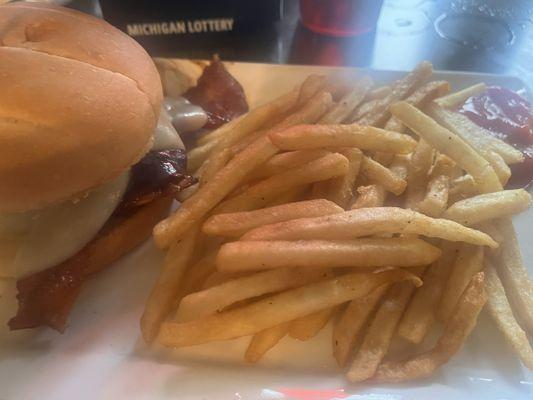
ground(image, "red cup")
xmin=299 ymin=0 xmax=384 ymax=36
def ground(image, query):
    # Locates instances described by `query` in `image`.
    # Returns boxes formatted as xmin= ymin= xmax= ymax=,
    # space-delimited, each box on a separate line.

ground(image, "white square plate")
xmin=1 ymin=62 xmax=532 ymax=400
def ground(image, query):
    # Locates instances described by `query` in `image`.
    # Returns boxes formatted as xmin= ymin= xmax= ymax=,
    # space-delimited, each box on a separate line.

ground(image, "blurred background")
xmin=32 ymin=0 xmax=533 ymax=82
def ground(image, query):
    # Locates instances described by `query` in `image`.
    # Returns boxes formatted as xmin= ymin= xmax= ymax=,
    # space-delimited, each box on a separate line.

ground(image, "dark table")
xmin=70 ymin=0 xmax=532 ymax=84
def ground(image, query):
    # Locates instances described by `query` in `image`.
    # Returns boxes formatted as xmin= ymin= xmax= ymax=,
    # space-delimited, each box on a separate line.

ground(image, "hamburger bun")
xmin=0 ymin=3 xmax=163 ymax=212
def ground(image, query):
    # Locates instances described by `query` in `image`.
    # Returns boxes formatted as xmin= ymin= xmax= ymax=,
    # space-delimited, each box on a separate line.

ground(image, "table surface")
xmin=72 ymin=0 xmax=533 ymax=83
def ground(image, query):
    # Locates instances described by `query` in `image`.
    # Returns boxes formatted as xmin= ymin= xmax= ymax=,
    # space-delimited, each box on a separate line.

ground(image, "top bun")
xmin=0 ymin=3 xmax=163 ymax=212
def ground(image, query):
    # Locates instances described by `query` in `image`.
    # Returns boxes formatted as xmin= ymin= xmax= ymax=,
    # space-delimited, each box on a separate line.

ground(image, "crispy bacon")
xmin=184 ymin=59 xmax=248 ymax=129
xmin=8 ymin=149 xmax=194 ymax=332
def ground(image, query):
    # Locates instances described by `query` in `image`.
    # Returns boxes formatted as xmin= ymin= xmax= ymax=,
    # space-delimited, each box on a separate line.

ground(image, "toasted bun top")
xmin=0 ymin=3 xmax=163 ymax=212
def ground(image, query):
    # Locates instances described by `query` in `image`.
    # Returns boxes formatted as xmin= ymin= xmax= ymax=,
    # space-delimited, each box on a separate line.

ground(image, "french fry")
xmin=405 ymin=139 xmax=435 ymax=209
xmin=357 ymin=61 xmax=433 ymax=127
xmin=158 ymin=270 xmax=421 ymax=347
xmin=429 ymin=154 xmax=458 ymax=179
xmin=241 ymin=207 xmax=498 ymax=248
xmin=449 ymin=174 xmax=478 ymax=200
xmin=200 ymin=271 xmax=250 ymax=290
xmin=273 ymin=91 xmax=333 ymax=131
xmin=351 ymin=185 xmax=387 ymax=209
xmin=203 ymin=199 xmax=343 ymax=237
xmin=153 ymin=136 xmax=279 ymax=249
xmin=433 ymin=83 xmax=486 ymax=109
xmin=245 ymin=323 xmax=289 ymax=363
xmin=175 ymin=252 xmax=218 ymax=299
xmin=217 ymin=238 xmax=441 ymax=272
xmin=316 ymin=148 xmax=363 ymax=208
xmin=196 ymin=115 xmax=244 ymax=146
xmin=484 ymin=150 xmax=511 ymax=186
xmin=438 ymin=244 xmax=484 ymax=322
xmin=384 ymin=80 xmax=450 ymax=133
xmin=214 ymin=153 xmax=349 ymax=214
xmin=198 ymin=148 xmax=232 ymax=187
xmin=372 ymin=151 xmax=395 ymax=166
xmin=230 ymin=129 xmax=268 ymax=155
xmin=492 ymin=218 xmax=533 ymax=335
xmin=269 ymin=124 xmax=417 ymax=154
xmin=289 ymin=306 xmax=339 ymax=341
xmin=266 ymin=186 xmax=308 ymax=207
xmin=372 ymin=272 xmax=487 ymax=383
xmin=416 ymin=174 xmax=449 ymax=217
xmin=141 ymin=224 xmax=200 ymax=343
xmin=397 ymin=242 xmax=459 ymax=344
xmin=366 ymin=85 xmax=392 ymax=100
xmin=429 ymin=103 xmax=524 ymax=164
xmin=390 ymin=102 xmax=503 ymax=193
xmin=485 ymin=261 xmax=533 ymax=370
xmin=175 ymin=267 xmax=329 ymax=322
xmin=361 ymin=156 xmax=407 ymax=196
xmin=248 ymin=149 xmax=331 ymax=182
xmin=350 ymin=98 xmax=380 ymax=122
xmin=333 ymin=285 xmax=389 ymax=367
xmin=474 ymin=222 xmax=504 ymax=247
xmin=443 ymin=189 xmax=531 ymax=226
xmin=319 ymin=76 xmax=373 ymax=124
xmin=296 ymin=74 xmax=328 ymax=106
xmin=348 ymin=266 xmax=426 ymax=382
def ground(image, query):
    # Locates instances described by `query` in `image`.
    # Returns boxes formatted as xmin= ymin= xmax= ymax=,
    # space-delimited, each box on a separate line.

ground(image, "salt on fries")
xmin=144 ymin=62 xmax=533 ymax=383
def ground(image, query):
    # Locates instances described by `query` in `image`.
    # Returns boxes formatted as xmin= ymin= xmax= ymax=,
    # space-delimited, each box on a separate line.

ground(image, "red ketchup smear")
xmin=457 ymin=86 xmax=533 ymax=188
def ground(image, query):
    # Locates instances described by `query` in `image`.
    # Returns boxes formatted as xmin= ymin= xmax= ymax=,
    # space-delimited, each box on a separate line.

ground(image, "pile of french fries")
xmin=141 ymin=61 xmax=533 ymax=382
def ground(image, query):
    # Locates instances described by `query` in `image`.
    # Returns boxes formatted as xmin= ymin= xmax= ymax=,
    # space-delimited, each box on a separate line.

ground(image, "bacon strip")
xmin=184 ymin=59 xmax=248 ymax=129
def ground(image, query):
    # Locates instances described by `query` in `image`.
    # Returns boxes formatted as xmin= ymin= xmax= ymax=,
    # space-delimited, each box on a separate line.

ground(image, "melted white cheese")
xmin=0 ymin=172 xmax=129 ymax=280
xmin=152 ymin=105 xmax=185 ymax=151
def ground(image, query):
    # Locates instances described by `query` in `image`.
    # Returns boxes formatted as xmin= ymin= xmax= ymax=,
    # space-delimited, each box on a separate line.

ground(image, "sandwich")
xmin=0 ymin=2 xmax=247 ymax=334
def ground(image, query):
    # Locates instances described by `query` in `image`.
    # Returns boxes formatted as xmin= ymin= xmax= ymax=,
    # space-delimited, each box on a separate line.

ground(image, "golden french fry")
xmin=141 ymin=224 xmax=200 ymax=343
xmin=274 ymin=91 xmax=333 ymax=131
xmin=316 ymin=148 xmax=363 ymax=208
xmin=485 ymin=261 xmax=533 ymax=370
xmin=265 ymin=186 xmax=309 ymax=207
xmin=269 ymin=124 xmax=417 ymax=154
xmin=390 ymin=102 xmax=502 ymax=193
xmin=372 ymin=272 xmax=487 ymax=383
xmin=153 ymin=136 xmax=279 ymax=249
xmin=333 ymin=285 xmax=388 ymax=367
xmin=416 ymin=174 xmax=449 ymax=217
xmin=385 ymin=80 xmax=450 ymax=133
xmin=347 ymin=268 xmax=426 ymax=382
xmin=474 ymin=222 xmax=504 ymax=247
xmin=484 ymin=150 xmax=511 ymax=186
xmin=430 ymin=154 xmax=458 ymax=179
xmin=214 ymin=153 xmax=349 ymax=214
xmin=361 ymin=155 xmax=407 ymax=196
xmin=175 ymin=267 xmax=329 ymax=322
xmin=405 ymin=139 xmax=435 ymax=209
xmin=176 ymin=252 xmax=218 ymax=298
xmin=492 ymin=218 xmax=533 ymax=335
xmin=241 ymin=207 xmax=497 ymax=248
xmin=351 ymin=98 xmax=380 ymax=122
xmin=248 ymin=149 xmax=331 ymax=182
xmin=429 ymin=103 xmax=524 ymax=164
xmin=351 ymin=184 xmax=387 ymax=209
xmin=397 ymin=242 xmax=459 ymax=344
xmin=200 ymin=271 xmax=250 ymax=290
xmin=157 ymin=270 xmax=421 ymax=347
xmin=443 ymin=189 xmax=531 ymax=226
xmin=449 ymin=174 xmax=478 ymax=199
xmin=357 ymin=61 xmax=433 ymax=127
xmin=245 ymin=323 xmax=289 ymax=363
xmin=319 ymin=76 xmax=373 ymax=124
xmin=203 ymin=199 xmax=343 ymax=237
xmin=199 ymin=148 xmax=232 ymax=187
xmin=367 ymin=85 xmax=392 ymax=100
xmin=434 ymin=83 xmax=486 ymax=109
xmin=438 ymin=244 xmax=484 ymax=322
xmin=288 ymin=306 xmax=339 ymax=341
xmin=296 ymin=74 xmax=328 ymax=106
xmin=196 ymin=115 xmax=244 ymax=146
xmin=217 ymin=238 xmax=441 ymax=272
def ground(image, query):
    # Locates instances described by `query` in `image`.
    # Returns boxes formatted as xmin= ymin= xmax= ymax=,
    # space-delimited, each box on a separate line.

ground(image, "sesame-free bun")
xmin=0 ymin=3 xmax=163 ymax=212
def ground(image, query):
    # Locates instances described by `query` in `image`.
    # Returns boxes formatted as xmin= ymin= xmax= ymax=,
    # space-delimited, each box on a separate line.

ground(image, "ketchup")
xmin=458 ymin=86 xmax=533 ymax=188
